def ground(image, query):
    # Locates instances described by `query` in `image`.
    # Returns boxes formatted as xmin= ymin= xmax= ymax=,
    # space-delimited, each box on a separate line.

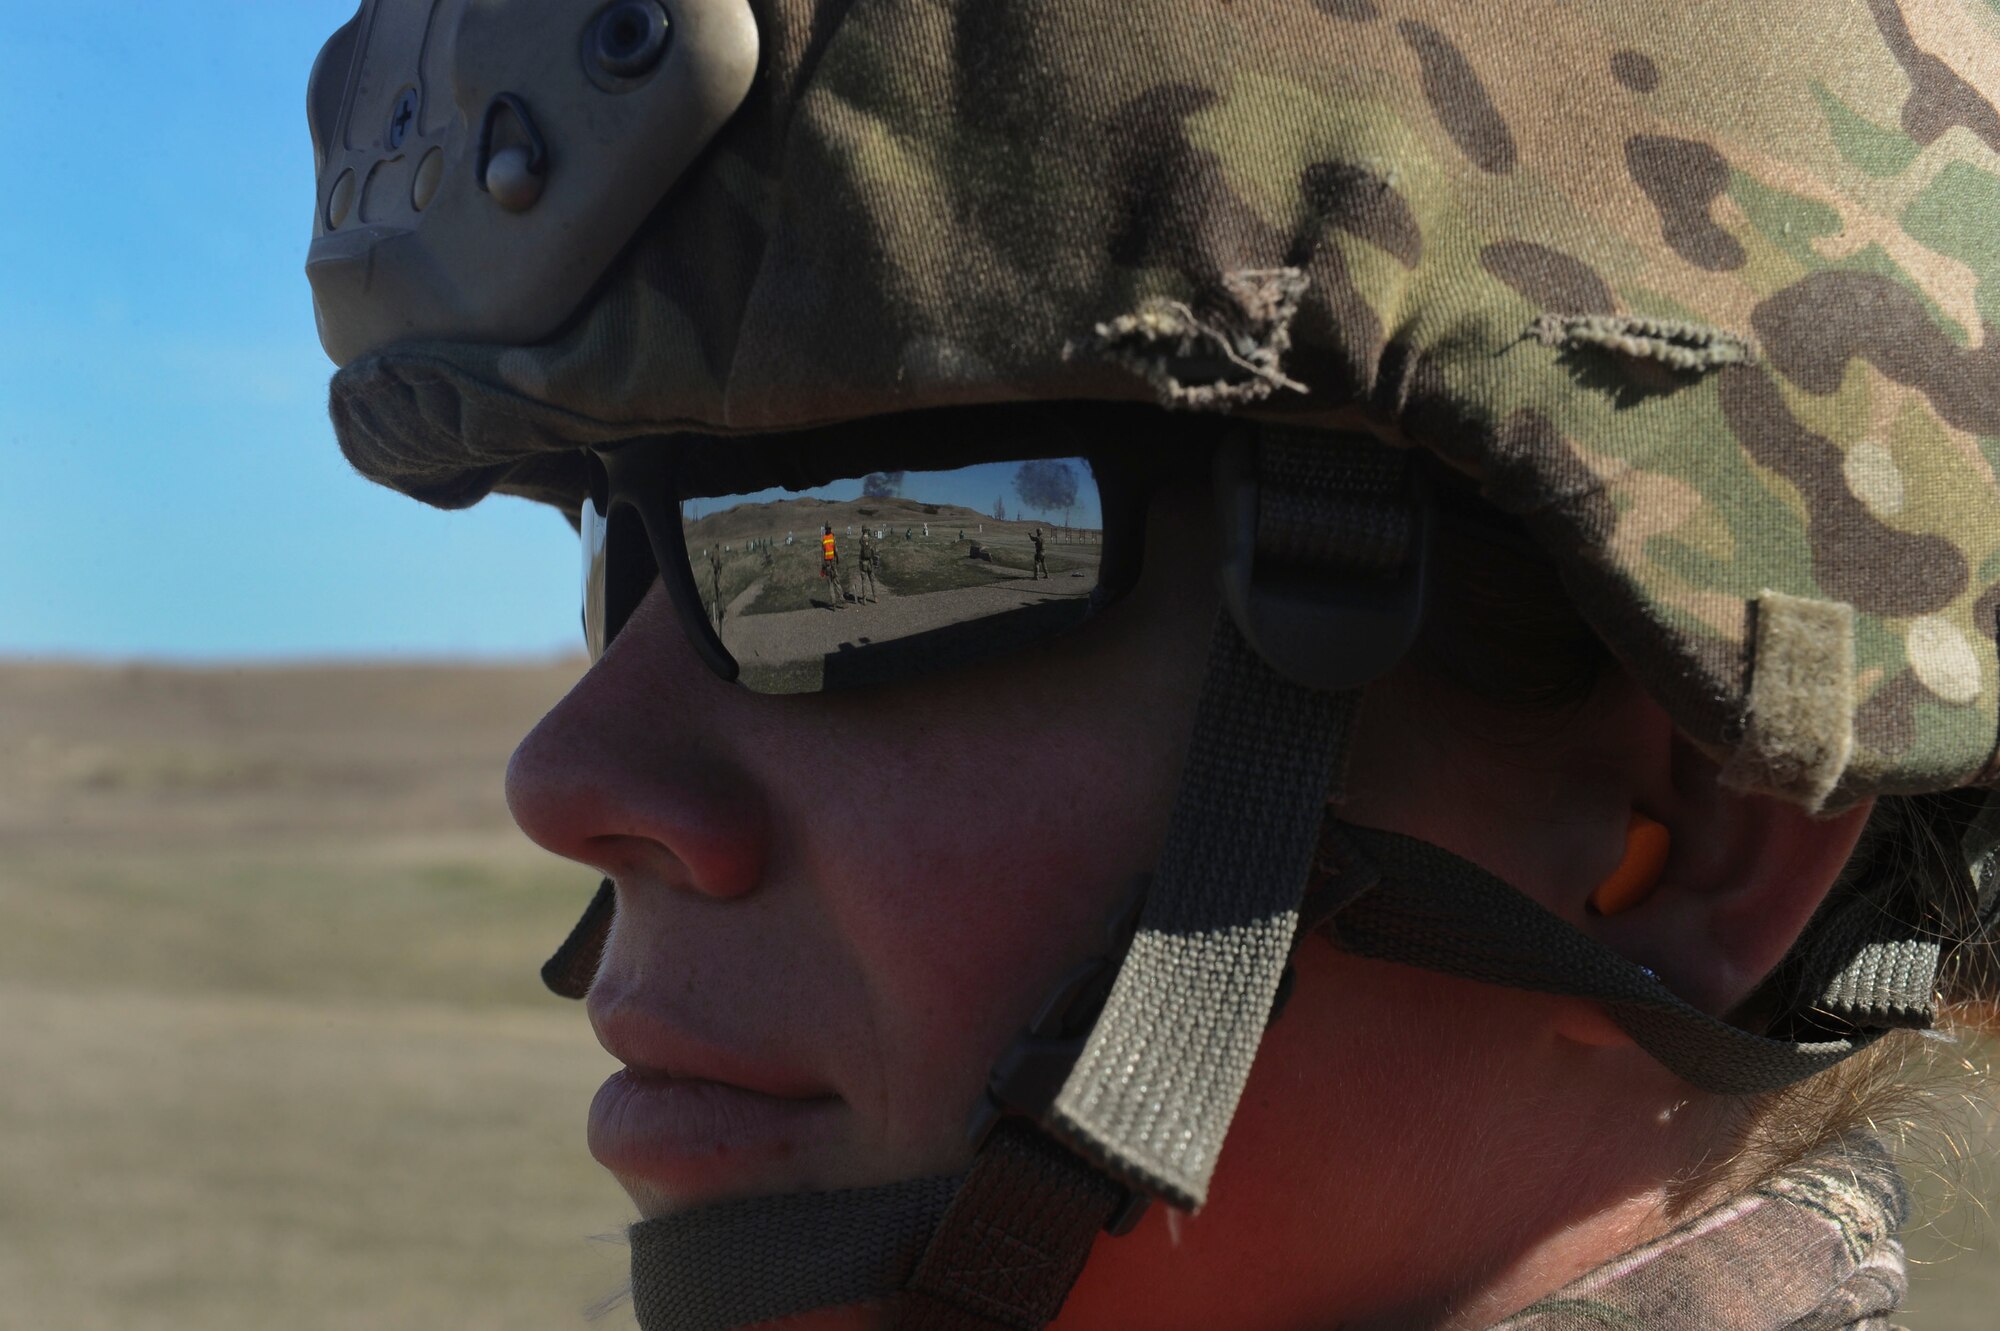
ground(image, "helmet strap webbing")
xmin=896 ymin=1119 xmax=1135 ymax=1328
xmin=628 ymin=1171 xmax=960 ymax=1330
xmin=891 ymin=617 xmax=1366 ymax=1330
xmin=1316 ymin=823 xmax=1898 ymax=1091
xmin=1040 ymin=615 xmax=1361 ymax=1210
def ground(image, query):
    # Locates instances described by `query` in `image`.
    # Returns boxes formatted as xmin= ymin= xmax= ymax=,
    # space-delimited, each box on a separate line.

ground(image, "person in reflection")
xmin=856 ymin=525 xmax=878 ymax=603
xmin=820 ymin=524 xmax=842 ymax=608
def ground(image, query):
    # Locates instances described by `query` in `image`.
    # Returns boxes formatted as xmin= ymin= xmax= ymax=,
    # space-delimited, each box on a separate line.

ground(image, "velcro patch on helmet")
xmin=1722 ymin=592 xmax=1856 ymax=812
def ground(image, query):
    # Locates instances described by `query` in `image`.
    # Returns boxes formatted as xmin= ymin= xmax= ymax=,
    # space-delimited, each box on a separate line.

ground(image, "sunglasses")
xmin=579 ymin=407 xmax=1215 ymax=694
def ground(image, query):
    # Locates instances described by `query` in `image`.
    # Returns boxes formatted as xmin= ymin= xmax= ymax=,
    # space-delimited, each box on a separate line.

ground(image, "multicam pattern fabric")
xmin=327 ymin=0 xmax=2000 ymax=809
xmin=1492 ymin=1136 xmax=1911 ymax=1331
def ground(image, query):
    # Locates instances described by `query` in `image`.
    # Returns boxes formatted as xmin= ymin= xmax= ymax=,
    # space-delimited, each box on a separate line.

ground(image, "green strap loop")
xmin=1046 ymin=615 xmax=1360 ymax=1211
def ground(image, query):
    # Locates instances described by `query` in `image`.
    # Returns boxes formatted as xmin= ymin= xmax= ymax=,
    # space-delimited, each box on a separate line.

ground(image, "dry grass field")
xmin=0 ymin=661 xmax=1992 ymax=1328
xmin=0 ymin=660 xmax=629 ymax=1331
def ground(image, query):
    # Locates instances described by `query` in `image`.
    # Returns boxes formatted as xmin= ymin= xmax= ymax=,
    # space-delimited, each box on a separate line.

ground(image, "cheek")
xmin=810 ymin=703 xmax=1187 ymax=1158
xmin=806 ymin=587 xmax=1214 ymax=1159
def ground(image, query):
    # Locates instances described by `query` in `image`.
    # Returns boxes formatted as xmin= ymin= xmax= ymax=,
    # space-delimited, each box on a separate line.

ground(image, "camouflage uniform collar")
xmin=1493 ymin=1135 xmax=1910 ymax=1331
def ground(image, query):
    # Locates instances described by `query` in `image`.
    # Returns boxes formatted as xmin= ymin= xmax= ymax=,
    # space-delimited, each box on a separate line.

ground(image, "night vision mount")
xmin=306 ymin=0 xmax=758 ymax=365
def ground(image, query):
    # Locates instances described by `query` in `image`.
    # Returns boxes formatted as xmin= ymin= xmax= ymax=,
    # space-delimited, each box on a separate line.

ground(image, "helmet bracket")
xmin=1214 ymin=432 xmax=1432 ymax=695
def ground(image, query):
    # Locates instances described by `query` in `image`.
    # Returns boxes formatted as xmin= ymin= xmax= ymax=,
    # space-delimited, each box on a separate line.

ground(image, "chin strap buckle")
xmin=964 ymin=877 xmax=1152 ymax=1236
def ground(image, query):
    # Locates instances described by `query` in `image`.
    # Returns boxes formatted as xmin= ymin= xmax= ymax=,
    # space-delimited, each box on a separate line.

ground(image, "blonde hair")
xmin=1727 ymin=795 xmax=1998 ymax=1201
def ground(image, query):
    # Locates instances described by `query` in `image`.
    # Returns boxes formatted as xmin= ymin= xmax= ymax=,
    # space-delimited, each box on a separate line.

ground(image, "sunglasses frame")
xmin=580 ymin=406 xmax=1211 ymax=690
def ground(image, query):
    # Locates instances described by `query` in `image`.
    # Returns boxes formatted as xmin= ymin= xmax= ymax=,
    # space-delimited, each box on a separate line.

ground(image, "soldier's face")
xmin=501 ymin=468 xmax=1735 ymax=1330
xmin=507 ymin=478 xmax=1220 ymax=1223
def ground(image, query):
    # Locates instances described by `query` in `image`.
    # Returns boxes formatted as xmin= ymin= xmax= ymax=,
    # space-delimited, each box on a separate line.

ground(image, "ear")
xmin=1340 ymin=666 xmax=1874 ymax=1022
xmin=1567 ymin=711 xmax=1875 ymax=1020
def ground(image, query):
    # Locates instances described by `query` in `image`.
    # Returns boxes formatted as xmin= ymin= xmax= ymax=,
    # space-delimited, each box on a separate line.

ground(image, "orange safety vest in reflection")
xmin=822 ymin=533 xmax=837 ymax=561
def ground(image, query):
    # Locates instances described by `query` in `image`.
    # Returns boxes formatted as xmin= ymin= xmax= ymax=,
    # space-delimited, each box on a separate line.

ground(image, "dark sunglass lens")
xmin=679 ymin=458 xmax=1105 ymax=693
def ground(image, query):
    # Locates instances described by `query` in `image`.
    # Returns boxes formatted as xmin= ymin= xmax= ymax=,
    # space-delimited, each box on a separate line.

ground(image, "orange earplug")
xmin=1588 ymin=812 xmax=1671 ymax=917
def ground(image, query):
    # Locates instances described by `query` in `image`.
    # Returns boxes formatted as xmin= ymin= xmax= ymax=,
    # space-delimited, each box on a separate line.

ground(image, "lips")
xmin=587 ymin=1000 xmax=843 ymax=1205
xmin=589 ymin=1067 xmax=843 ymax=1199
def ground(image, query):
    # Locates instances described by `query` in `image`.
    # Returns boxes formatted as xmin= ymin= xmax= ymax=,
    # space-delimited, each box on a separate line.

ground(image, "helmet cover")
xmin=322 ymin=0 xmax=2000 ymax=811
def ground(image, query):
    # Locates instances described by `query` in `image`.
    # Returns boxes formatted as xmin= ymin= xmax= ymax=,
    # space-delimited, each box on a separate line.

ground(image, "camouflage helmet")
xmin=322 ymin=0 xmax=2000 ymax=815
xmin=309 ymin=2 xmax=2000 ymax=1327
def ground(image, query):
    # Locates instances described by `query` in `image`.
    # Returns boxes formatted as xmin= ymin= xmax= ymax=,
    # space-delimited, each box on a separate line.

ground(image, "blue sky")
xmin=701 ymin=462 xmax=1106 ymax=529
xmin=0 ymin=5 xmax=578 ymax=659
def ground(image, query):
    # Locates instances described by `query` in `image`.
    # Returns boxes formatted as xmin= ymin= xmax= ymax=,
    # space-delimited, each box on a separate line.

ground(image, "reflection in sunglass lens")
xmin=682 ymin=458 xmax=1104 ymax=693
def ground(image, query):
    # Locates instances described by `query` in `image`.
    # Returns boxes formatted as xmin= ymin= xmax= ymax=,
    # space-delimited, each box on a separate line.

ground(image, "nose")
xmin=506 ymin=584 xmax=770 ymax=899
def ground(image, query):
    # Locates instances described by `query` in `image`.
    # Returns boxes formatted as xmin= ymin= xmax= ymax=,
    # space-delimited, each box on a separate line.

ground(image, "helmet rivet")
xmin=484 ymin=146 xmax=546 ymax=212
xmin=592 ymin=2 xmax=671 ymax=80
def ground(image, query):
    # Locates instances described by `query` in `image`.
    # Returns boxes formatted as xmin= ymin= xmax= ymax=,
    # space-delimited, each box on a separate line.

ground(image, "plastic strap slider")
xmin=965 ymin=878 xmax=1151 ymax=1236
